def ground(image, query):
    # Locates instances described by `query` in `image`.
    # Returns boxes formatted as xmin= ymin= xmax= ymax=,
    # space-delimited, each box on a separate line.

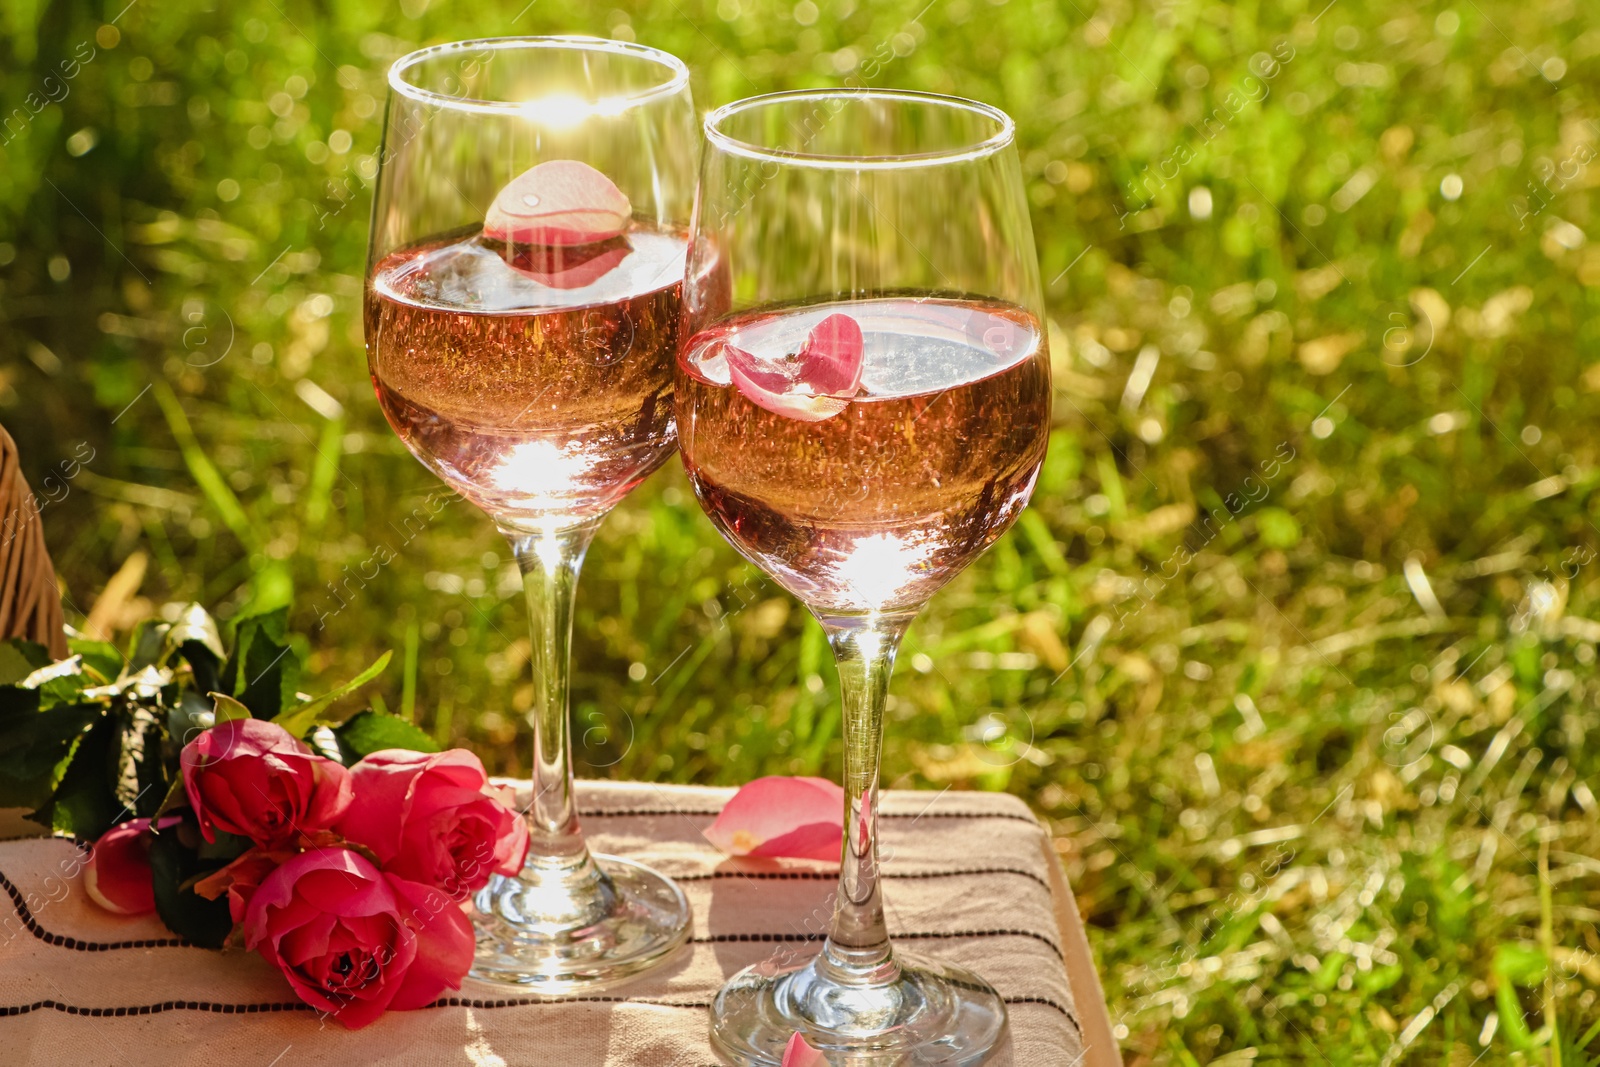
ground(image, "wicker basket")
xmin=0 ymin=424 xmax=67 ymax=659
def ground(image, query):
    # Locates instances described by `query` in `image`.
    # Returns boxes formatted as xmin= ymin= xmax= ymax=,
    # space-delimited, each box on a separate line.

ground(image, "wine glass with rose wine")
xmin=365 ymin=37 xmax=696 ymax=990
xmin=678 ymin=90 xmax=1052 ymax=1063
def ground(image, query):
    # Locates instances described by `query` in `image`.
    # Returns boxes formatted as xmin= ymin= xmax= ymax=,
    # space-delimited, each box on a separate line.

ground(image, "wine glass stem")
xmin=501 ymin=518 xmax=602 ymax=862
xmin=816 ymin=611 xmax=915 ymax=986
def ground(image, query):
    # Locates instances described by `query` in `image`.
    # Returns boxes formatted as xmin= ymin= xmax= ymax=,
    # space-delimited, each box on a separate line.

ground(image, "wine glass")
xmin=677 ymin=90 xmax=1051 ymax=1064
xmin=366 ymin=37 xmax=696 ymax=990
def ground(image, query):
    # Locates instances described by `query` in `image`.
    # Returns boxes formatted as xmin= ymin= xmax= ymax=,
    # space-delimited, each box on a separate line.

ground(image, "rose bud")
xmin=181 ymin=718 xmax=353 ymax=848
xmin=243 ymin=849 xmax=474 ymax=1030
xmin=336 ymin=749 xmax=529 ymax=898
xmin=84 ymin=818 xmax=156 ymax=916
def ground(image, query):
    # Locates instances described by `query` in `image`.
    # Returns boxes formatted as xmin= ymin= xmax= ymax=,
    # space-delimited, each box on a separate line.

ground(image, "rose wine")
xmin=365 ymin=225 xmax=688 ymax=524
xmin=676 ymin=297 xmax=1051 ymax=615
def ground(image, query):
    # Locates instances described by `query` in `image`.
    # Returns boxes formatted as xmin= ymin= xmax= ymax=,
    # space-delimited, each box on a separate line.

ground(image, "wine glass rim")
xmin=387 ymin=36 xmax=691 ymax=114
xmin=703 ymin=89 xmax=1015 ymax=170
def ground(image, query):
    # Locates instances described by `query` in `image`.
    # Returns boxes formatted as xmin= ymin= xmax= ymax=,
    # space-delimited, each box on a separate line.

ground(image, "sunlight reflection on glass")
xmin=489 ymin=440 xmax=590 ymax=496
xmin=832 ymin=532 xmax=923 ymax=610
xmin=519 ymin=93 xmax=632 ymax=127
xmin=520 ymin=93 xmax=591 ymax=128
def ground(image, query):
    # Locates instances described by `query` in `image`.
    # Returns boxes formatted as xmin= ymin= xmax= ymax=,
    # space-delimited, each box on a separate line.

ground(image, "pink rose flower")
xmin=336 ymin=749 xmax=529 ymax=898
xmin=180 ymin=718 xmax=353 ymax=848
xmin=84 ymin=818 xmax=157 ymax=916
xmin=242 ymin=848 xmax=474 ymax=1030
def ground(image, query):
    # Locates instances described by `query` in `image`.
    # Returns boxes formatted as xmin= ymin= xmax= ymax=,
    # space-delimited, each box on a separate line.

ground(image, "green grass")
xmin=5 ymin=0 xmax=1600 ymax=1060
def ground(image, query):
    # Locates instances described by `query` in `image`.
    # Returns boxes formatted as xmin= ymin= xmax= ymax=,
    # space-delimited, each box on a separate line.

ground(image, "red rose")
xmin=180 ymin=718 xmax=353 ymax=848
xmin=336 ymin=749 xmax=528 ymax=898
xmin=242 ymin=848 xmax=474 ymax=1030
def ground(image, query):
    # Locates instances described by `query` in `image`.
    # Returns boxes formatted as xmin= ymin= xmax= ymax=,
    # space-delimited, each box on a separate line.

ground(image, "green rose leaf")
xmin=0 ymin=639 xmax=52 ymax=686
xmin=333 ymin=709 xmax=440 ymax=763
xmin=24 ymin=656 xmax=90 ymax=710
xmin=271 ymin=650 xmax=392 ymax=738
xmin=210 ymin=692 xmax=253 ymax=724
xmin=166 ymin=689 xmax=213 ymax=757
xmin=114 ymin=703 xmax=168 ymax=821
xmin=152 ymin=771 xmax=190 ymax=820
xmin=126 ymin=619 xmax=174 ymax=674
xmin=168 ymin=603 xmax=225 ymax=662
xmin=66 ymin=637 xmax=124 ymax=684
xmin=39 ymin=714 xmax=122 ymax=839
xmin=0 ymin=693 xmax=102 ymax=812
xmin=220 ymin=606 xmax=303 ymax=718
xmin=148 ymin=824 xmax=235 ymax=949
xmin=170 ymin=604 xmax=224 ymax=695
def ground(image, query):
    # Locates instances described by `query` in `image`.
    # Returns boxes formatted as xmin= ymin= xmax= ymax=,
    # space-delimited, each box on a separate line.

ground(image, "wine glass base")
xmin=709 ymin=952 xmax=1008 ymax=1065
xmin=470 ymin=853 xmax=690 ymax=993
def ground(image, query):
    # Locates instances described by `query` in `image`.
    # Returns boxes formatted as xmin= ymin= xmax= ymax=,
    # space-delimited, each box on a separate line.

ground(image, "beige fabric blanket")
xmin=0 ymin=781 xmax=1119 ymax=1066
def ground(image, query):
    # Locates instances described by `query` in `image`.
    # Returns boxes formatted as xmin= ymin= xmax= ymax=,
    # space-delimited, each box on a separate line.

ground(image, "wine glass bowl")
xmin=676 ymin=295 xmax=1049 ymax=617
xmin=365 ymin=37 xmax=696 ymax=992
xmin=678 ymin=90 xmax=1050 ymax=1064
xmin=368 ymin=37 xmax=697 ymax=530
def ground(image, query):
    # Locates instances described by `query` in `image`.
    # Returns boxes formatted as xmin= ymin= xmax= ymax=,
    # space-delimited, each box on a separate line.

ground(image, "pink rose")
xmin=84 ymin=819 xmax=157 ymax=916
xmin=243 ymin=848 xmax=474 ymax=1030
xmin=181 ymin=718 xmax=353 ymax=848
xmin=336 ymin=749 xmax=529 ymax=898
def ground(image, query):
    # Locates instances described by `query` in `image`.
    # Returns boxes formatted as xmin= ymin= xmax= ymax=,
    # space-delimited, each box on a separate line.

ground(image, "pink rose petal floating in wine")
xmin=726 ymin=346 xmax=849 ymax=423
xmin=704 ymin=776 xmax=844 ymax=862
xmin=504 ymin=238 xmax=631 ymax=290
xmin=484 ymin=159 xmax=632 ymax=247
xmin=795 ymin=313 xmax=864 ymax=396
xmin=725 ymin=313 xmax=865 ymax=423
xmin=84 ymin=818 xmax=157 ymax=916
xmin=780 ymin=1031 xmax=828 ymax=1067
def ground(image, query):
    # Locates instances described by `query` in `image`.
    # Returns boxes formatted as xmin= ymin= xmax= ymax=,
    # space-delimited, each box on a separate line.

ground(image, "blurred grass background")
xmin=4 ymin=0 xmax=1600 ymax=1060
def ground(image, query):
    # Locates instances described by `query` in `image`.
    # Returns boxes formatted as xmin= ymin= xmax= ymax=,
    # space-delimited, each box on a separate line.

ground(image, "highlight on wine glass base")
xmin=678 ymin=90 xmax=1052 ymax=1065
xmin=366 ymin=37 xmax=698 ymax=992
